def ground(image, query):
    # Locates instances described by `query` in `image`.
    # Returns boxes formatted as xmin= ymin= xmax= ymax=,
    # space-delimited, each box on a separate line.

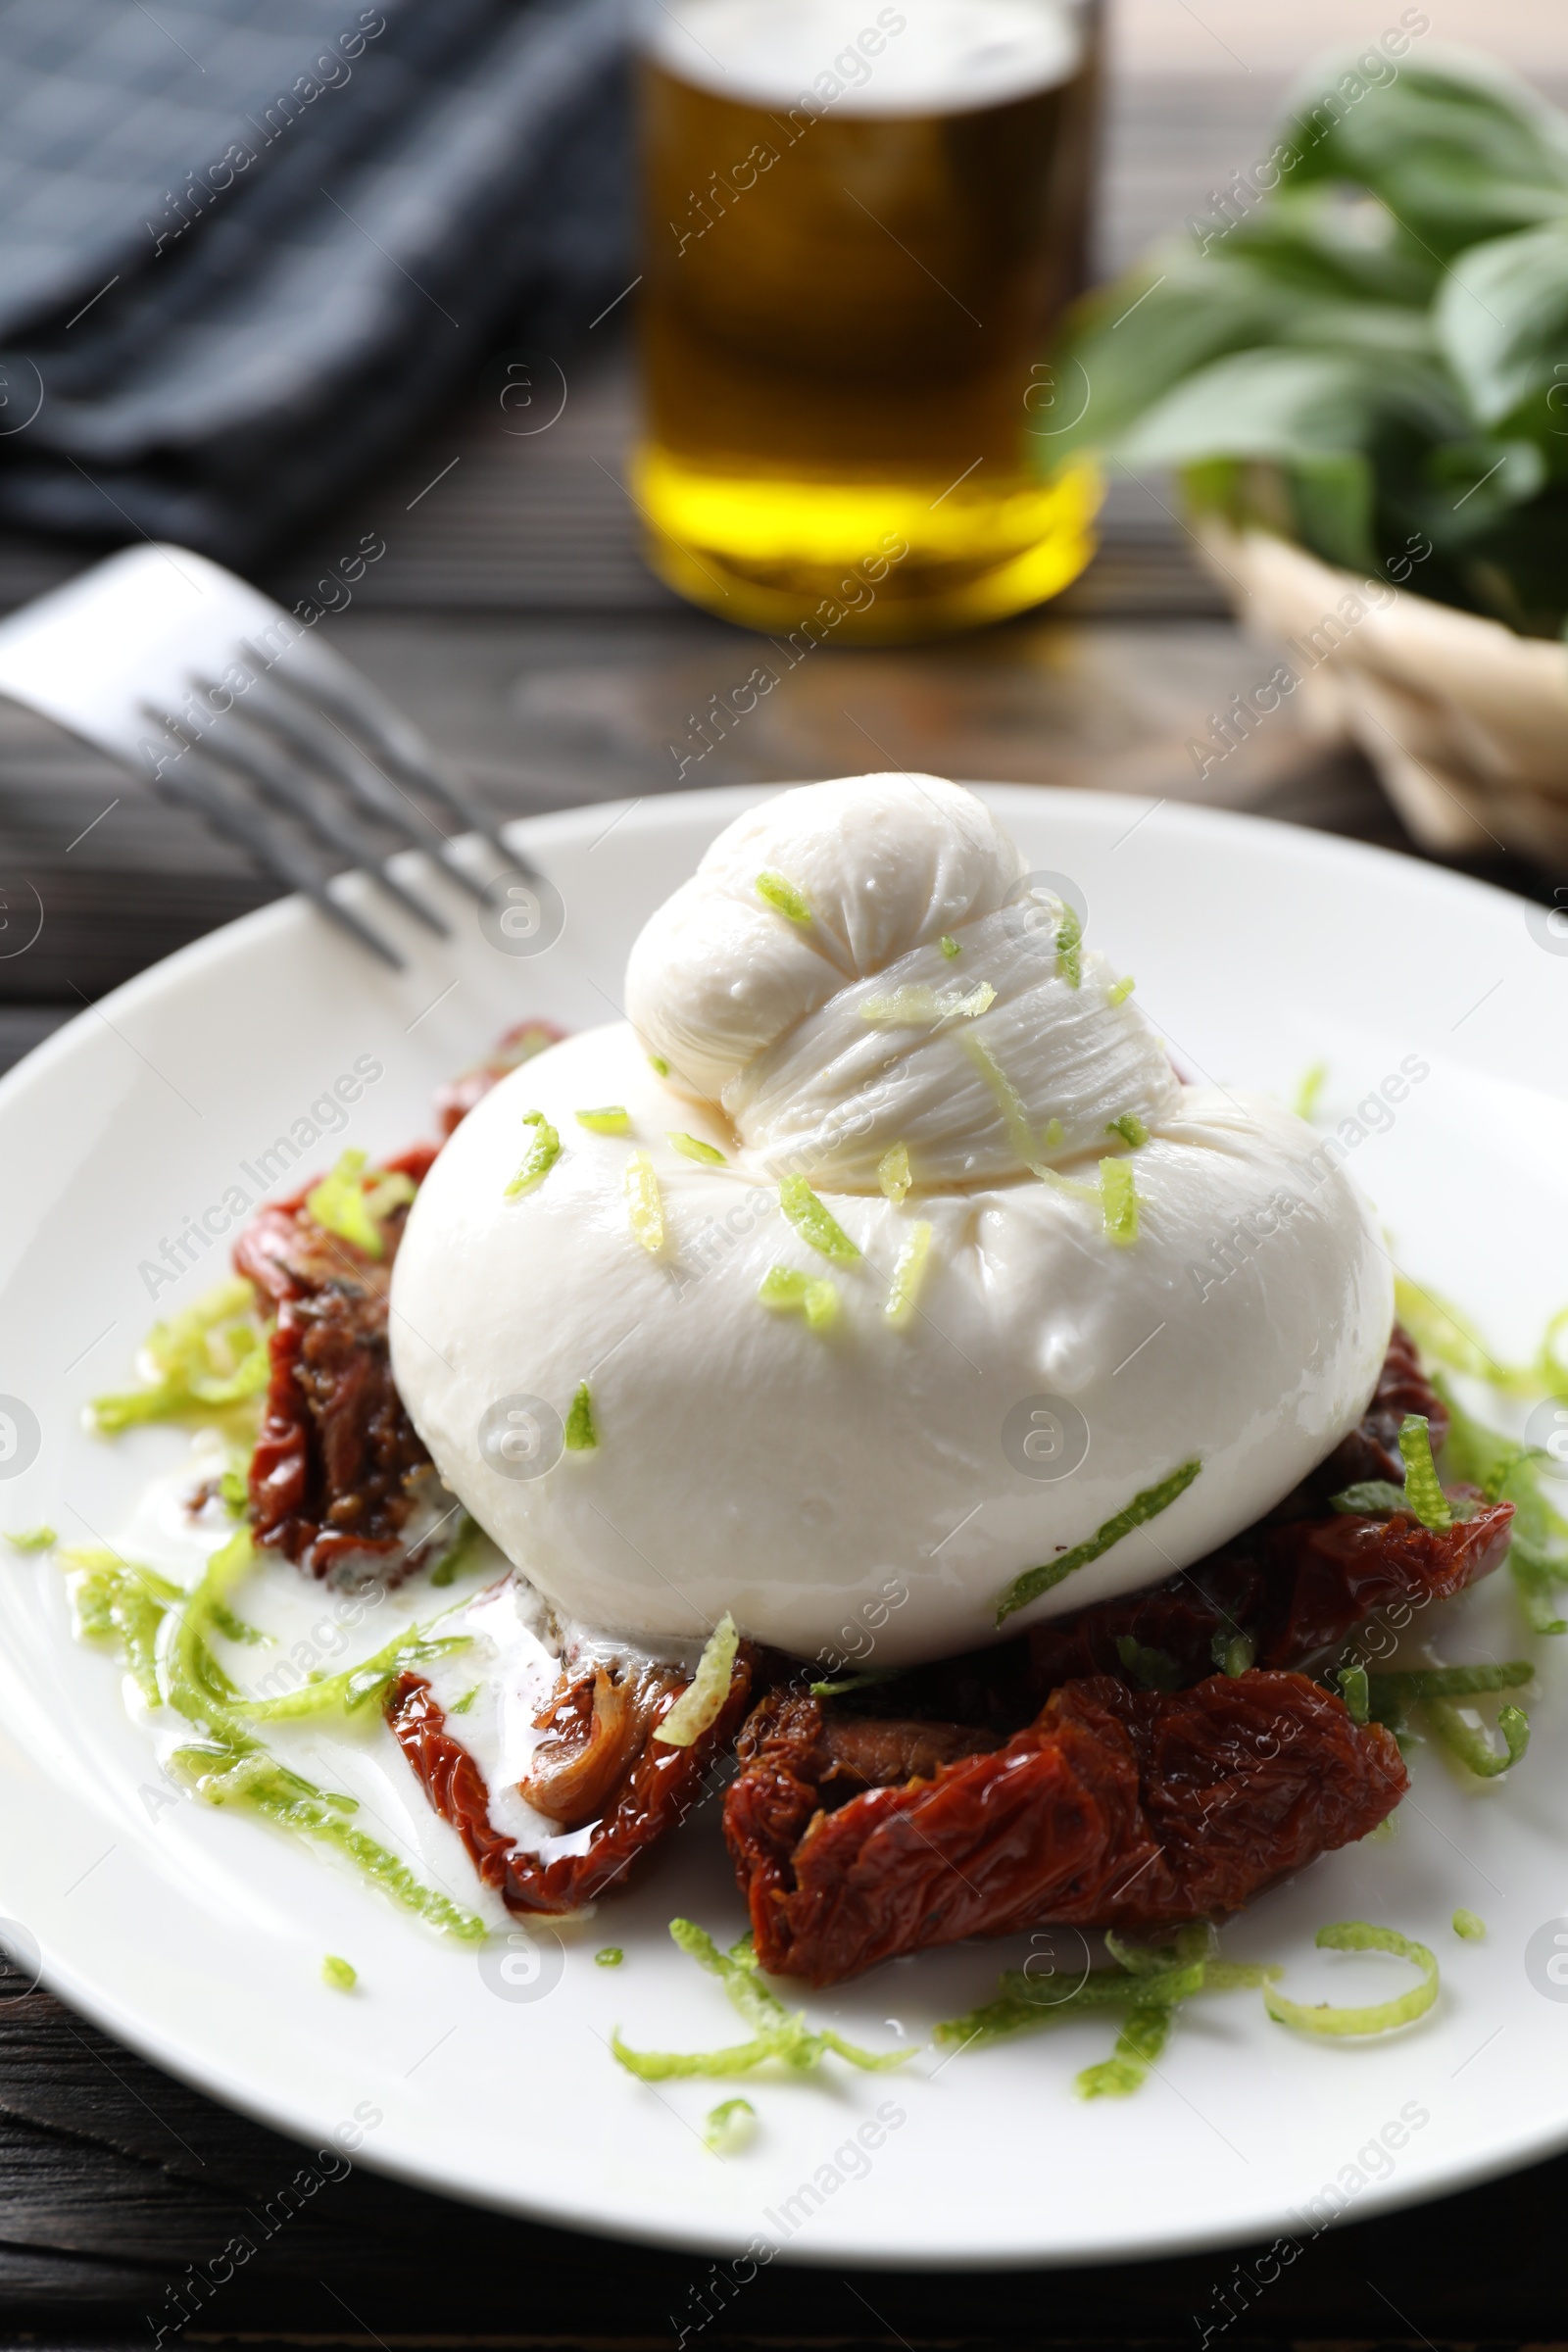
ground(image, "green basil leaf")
xmin=1437 ymin=221 xmax=1568 ymax=424
xmin=1115 ymin=348 xmax=1382 ymax=472
xmin=1054 ymin=254 xmax=1298 ymax=457
xmin=1281 ymin=52 xmax=1568 ymax=251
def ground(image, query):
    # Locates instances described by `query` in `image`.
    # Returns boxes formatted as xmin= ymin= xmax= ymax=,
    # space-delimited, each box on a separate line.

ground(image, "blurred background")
xmin=0 ymin=0 xmax=1563 ymax=1052
xmin=1113 ymin=0 xmax=1568 ymax=68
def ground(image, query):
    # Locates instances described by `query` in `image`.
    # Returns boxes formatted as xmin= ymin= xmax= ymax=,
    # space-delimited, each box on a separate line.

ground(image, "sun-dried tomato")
xmin=387 ymin=1647 xmax=756 ymax=1914
xmin=1024 ymin=1501 xmax=1514 ymax=1692
xmin=236 ymin=1148 xmax=437 ymax=1578
xmin=724 ymin=1671 xmax=1405 ymax=1984
xmin=236 ymin=1012 xmax=569 ymax=1577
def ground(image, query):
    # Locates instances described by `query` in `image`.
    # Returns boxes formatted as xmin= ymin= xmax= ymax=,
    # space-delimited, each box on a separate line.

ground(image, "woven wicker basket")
xmin=1197 ymin=519 xmax=1568 ymax=866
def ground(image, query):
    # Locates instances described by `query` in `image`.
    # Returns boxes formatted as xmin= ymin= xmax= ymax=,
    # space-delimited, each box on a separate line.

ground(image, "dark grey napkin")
xmin=0 ymin=0 xmax=632 ymax=562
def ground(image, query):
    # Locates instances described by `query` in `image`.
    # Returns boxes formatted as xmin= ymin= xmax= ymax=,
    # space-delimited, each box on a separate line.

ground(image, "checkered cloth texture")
xmin=0 ymin=0 xmax=632 ymax=560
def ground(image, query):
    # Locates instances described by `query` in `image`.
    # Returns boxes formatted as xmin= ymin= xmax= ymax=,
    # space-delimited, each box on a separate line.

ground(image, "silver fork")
xmin=0 ymin=541 xmax=535 ymax=968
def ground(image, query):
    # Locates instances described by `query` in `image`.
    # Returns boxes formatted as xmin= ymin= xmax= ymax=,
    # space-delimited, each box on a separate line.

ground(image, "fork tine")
xmin=232 ymin=663 xmax=494 ymax=902
xmin=313 ymin=700 xmax=509 ymax=893
xmin=251 ymin=643 xmax=518 ymax=868
xmin=139 ymin=723 xmax=406 ymax=970
xmin=187 ymin=680 xmax=453 ymax=939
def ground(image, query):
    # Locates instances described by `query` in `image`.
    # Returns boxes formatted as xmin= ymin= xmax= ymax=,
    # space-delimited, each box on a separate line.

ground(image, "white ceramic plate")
xmin=1 ymin=783 xmax=1566 ymax=2270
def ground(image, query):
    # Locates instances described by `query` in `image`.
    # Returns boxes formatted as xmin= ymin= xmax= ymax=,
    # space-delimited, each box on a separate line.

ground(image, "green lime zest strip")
xmin=91 ymin=1277 xmax=271 ymax=1433
xmin=861 ymin=985 xmax=940 ymax=1025
xmin=1100 ymin=1156 xmax=1139 ymax=1247
xmin=596 ymin=1945 xmax=624 ymax=1967
xmin=429 ymin=1511 xmax=487 ymax=1589
xmin=1434 ymin=1375 xmax=1553 ymax=1502
xmin=211 ymin=1597 xmax=268 ymax=1646
xmin=306 ymin=1155 xmax=415 ymax=1256
xmin=935 ymin=1924 xmax=1277 ymax=2056
xmin=504 ymin=1110 xmax=562 ymax=1200
xmin=961 ymin=1031 xmax=1039 ymax=1163
xmin=1264 ymin=1921 xmax=1438 ymax=2038
xmin=1076 ymin=1996 xmax=1181 ymax=2099
xmin=1105 ymin=1113 xmax=1149 ymax=1149
xmin=321 ymin=1954 xmax=357 ymax=1991
xmin=448 ymin=1685 xmax=478 ymax=1715
xmin=1055 ymin=906 xmax=1082 ymax=988
xmin=953 ymin=983 xmax=996 ymax=1019
xmin=160 ymin=1526 xmax=284 ymax=1723
xmin=940 ymin=935 xmax=960 ymax=958
xmin=1338 ymin=1663 xmax=1370 ymax=1722
xmin=656 ymin=1616 xmax=739 ymax=1748
xmin=625 ymin=1151 xmax=665 ymax=1253
xmin=172 ymin=1737 xmax=485 ymax=1939
xmin=63 ymin=1547 xmax=181 ymax=1707
xmin=612 ymin=2030 xmax=775 ymax=2082
xmin=878 ymin=1143 xmax=911 ymax=1202
xmin=1452 ymin=1909 xmax=1486 ymax=1940
xmin=575 ymin=1106 xmax=629 ymax=1134
xmin=1107 ymin=975 xmax=1136 ymax=1007
xmin=934 ymin=1957 xmax=1278 ymax=2051
xmin=564 ymin=1381 xmax=599 ymax=1452
xmin=998 ymin=1458 xmax=1202 ymax=1626
xmin=1294 ymin=1060 xmax=1328 ymax=1123
xmin=1114 ymin=1634 xmax=1182 ymax=1691
xmin=779 ymin=1174 xmax=859 ymax=1262
xmin=137 ymin=1529 xmax=485 ymax=1939
xmin=862 ymin=982 xmax=994 ymax=1026
xmin=363 ymin=1168 xmax=416 ymax=1223
xmin=1397 ymin=1414 xmax=1452 ymax=1531
xmin=168 ymin=1531 xmax=312 ymax=1729
xmin=809 ymin=1664 xmax=906 ymax=1698
xmin=1433 ymin=1372 xmax=1568 ymax=1633
xmin=238 ymin=1625 xmax=471 ymax=1722
xmin=649 ymin=1053 xmax=670 ymax=1077
xmin=667 ymin=1130 xmax=726 ymax=1165
xmin=1426 ymin=1696 xmax=1529 ymax=1779
xmin=611 ymin=1920 xmax=910 ymax=2081
xmin=1510 ymin=1540 xmax=1568 ymax=1636
xmin=758 ymin=1265 xmax=839 ymax=1331
xmin=704 ymin=2096 xmax=757 ymax=2153
xmin=5 ymin=1526 xmax=56 ymax=1551
xmin=884 ymin=1221 xmax=932 ymax=1329
xmin=1371 ymin=1661 xmax=1531 ymax=1702
xmin=307 ymin=1150 xmax=383 ymax=1256
xmin=1480 ymin=1442 xmax=1540 ymax=1506
xmin=757 ymin=870 xmax=811 ymax=924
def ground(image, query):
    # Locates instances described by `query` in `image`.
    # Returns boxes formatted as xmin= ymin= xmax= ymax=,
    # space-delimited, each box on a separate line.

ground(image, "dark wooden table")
xmin=0 ymin=65 xmax=1561 ymax=2352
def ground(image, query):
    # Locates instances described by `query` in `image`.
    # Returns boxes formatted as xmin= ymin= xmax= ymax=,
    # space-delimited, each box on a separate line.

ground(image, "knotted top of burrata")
xmin=625 ymin=771 xmax=1181 ymax=1188
xmin=391 ymin=775 xmax=1392 ymax=1667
